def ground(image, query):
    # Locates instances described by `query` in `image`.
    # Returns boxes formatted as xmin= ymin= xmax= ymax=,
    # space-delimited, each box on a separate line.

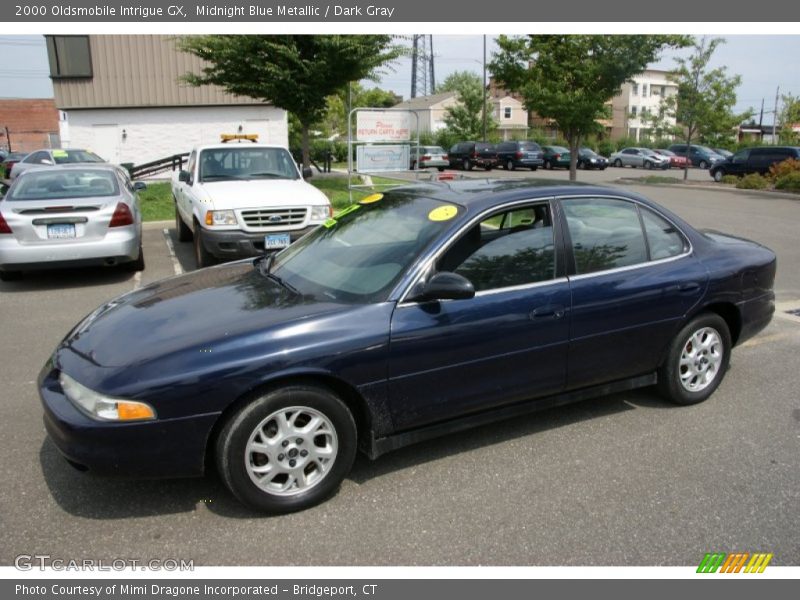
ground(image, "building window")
xmin=642 ymin=84 xmax=649 ymax=97
xmin=630 ymin=106 xmax=638 ymax=117
xmin=661 ymin=86 xmax=667 ymax=96
xmin=632 ymin=83 xmax=639 ymax=96
xmin=504 ymin=107 xmax=512 ymax=119
xmin=46 ymin=36 xmax=92 ymax=78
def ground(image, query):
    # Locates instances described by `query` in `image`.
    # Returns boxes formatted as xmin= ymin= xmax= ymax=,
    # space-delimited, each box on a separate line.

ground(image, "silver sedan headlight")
xmin=59 ymin=372 xmax=156 ymax=422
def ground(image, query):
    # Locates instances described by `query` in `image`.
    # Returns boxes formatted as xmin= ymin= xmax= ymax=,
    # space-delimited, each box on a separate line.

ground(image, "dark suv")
xmin=448 ymin=142 xmax=497 ymax=171
xmin=495 ymin=141 xmax=544 ymax=171
xmin=709 ymin=146 xmax=800 ymax=181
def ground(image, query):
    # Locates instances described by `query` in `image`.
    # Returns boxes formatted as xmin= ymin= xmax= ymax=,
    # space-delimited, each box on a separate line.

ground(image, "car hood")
xmin=58 ymin=261 xmax=355 ymax=369
xmin=195 ymin=178 xmax=329 ymax=209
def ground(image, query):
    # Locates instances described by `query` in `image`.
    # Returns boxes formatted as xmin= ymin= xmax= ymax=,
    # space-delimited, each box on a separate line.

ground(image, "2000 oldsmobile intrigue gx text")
xmin=39 ymin=180 xmax=776 ymax=513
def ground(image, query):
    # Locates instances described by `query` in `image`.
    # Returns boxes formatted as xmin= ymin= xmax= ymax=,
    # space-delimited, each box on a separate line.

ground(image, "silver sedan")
xmin=0 ymin=164 xmax=144 ymax=281
xmin=609 ymin=147 xmax=670 ymax=170
xmin=9 ymin=148 xmax=105 ymax=180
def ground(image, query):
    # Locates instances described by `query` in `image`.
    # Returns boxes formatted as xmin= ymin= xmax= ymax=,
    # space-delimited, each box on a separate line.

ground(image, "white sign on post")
xmin=356 ymin=111 xmax=412 ymax=141
xmin=356 ymin=145 xmax=410 ymax=173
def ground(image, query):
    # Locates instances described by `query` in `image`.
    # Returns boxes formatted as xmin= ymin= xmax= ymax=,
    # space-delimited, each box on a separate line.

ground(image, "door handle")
xmin=530 ymin=304 xmax=565 ymax=320
xmin=678 ymin=282 xmax=701 ymax=293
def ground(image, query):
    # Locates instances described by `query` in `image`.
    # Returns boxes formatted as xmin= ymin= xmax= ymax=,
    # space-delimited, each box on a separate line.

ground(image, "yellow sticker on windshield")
xmin=428 ymin=205 xmax=458 ymax=222
xmin=359 ymin=193 xmax=383 ymax=205
xmin=52 ymin=150 xmax=68 ymax=157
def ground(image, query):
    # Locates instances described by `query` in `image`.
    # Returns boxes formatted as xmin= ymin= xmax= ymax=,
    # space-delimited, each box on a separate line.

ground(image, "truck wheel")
xmin=176 ymin=205 xmax=192 ymax=242
xmin=193 ymin=223 xmax=216 ymax=269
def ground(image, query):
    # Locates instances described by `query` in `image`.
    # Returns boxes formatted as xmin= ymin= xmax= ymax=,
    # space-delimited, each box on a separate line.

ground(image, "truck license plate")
xmin=265 ymin=233 xmax=290 ymax=250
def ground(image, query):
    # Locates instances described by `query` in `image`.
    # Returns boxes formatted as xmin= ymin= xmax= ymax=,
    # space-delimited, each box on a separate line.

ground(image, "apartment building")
xmin=610 ymin=69 xmax=678 ymax=141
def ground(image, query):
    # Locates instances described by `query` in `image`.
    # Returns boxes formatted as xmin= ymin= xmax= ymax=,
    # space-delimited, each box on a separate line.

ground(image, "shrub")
xmin=720 ymin=175 xmax=739 ymax=185
xmin=767 ymin=158 xmax=800 ymax=181
xmin=736 ymin=173 xmax=770 ymax=190
xmin=596 ymin=140 xmax=615 ymax=158
xmin=775 ymin=171 xmax=800 ymax=192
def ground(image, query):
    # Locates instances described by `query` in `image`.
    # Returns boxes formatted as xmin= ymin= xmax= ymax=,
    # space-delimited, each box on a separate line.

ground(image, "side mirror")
xmin=133 ymin=181 xmax=147 ymax=191
xmin=410 ymin=272 xmax=475 ymax=302
xmin=302 ymin=166 xmax=313 ymax=179
xmin=178 ymin=170 xmax=190 ymax=183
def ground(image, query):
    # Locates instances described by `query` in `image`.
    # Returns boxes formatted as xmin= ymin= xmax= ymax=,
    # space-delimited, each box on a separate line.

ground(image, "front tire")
xmin=175 ymin=204 xmax=192 ymax=242
xmin=713 ymin=170 xmax=724 ymax=182
xmin=193 ymin=223 xmax=216 ymax=268
xmin=657 ymin=313 xmax=731 ymax=406
xmin=215 ymin=384 xmax=357 ymax=513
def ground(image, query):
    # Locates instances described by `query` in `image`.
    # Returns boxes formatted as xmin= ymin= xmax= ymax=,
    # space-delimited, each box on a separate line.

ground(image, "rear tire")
xmin=698 ymin=160 xmax=709 ymax=170
xmin=462 ymin=159 xmax=473 ymax=171
xmin=215 ymin=384 xmax=357 ymax=513
xmin=176 ymin=205 xmax=192 ymax=242
xmin=657 ymin=313 xmax=731 ymax=406
xmin=123 ymin=245 xmax=145 ymax=272
xmin=0 ymin=270 xmax=22 ymax=282
xmin=544 ymin=160 xmax=552 ymax=170
xmin=614 ymin=159 xmax=623 ymax=168
xmin=506 ymin=159 xmax=515 ymax=171
xmin=437 ymin=167 xmax=445 ymax=172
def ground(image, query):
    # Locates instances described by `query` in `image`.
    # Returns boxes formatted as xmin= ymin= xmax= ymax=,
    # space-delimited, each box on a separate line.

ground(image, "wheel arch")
xmin=203 ymin=371 xmax=374 ymax=474
xmin=699 ymin=302 xmax=742 ymax=347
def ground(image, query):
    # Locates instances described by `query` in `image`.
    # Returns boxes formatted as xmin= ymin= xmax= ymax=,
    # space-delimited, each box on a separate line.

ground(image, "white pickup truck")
xmin=172 ymin=141 xmax=332 ymax=267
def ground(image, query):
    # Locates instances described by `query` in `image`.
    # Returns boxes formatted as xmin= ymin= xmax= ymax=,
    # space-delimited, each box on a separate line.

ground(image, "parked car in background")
xmin=40 ymin=180 xmax=776 ymax=513
xmin=709 ymin=146 xmax=800 ymax=182
xmin=541 ymin=145 xmax=571 ymax=169
xmin=448 ymin=142 xmax=497 ymax=171
xmin=713 ymin=148 xmax=734 ymax=159
xmin=9 ymin=148 xmax=105 ymax=180
xmin=0 ymin=164 xmax=145 ymax=281
xmin=495 ymin=140 xmax=543 ymax=171
xmin=576 ymin=148 xmax=608 ymax=170
xmin=653 ymin=149 xmax=689 ymax=169
xmin=1 ymin=152 xmax=27 ymax=179
xmin=173 ymin=140 xmax=331 ymax=268
xmin=610 ymin=147 xmax=670 ymax=170
xmin=667 ymin=144 xmax=725 ymax=169
xmin=410 ymin=145 xmax=448 ymax=171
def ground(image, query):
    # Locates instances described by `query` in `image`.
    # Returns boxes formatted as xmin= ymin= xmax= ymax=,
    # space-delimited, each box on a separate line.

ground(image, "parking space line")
xmin=162 ymin=228 xmax=184 ymax=276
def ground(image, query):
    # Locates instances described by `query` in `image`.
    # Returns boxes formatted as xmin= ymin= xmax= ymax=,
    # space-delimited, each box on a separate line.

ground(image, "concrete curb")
xmin=143 ymin=220 xmax=173 ymax=229
xmin=616 ymin=177 xmax=800 ymax=201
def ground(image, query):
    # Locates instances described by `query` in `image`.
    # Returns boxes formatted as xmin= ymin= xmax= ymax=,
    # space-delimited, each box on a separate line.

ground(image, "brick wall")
xmin=0 ymin=99 xmax=60 ymax=154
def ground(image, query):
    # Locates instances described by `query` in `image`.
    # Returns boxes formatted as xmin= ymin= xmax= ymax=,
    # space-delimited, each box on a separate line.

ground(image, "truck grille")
xmin=240 ymin=207 xmax=307 ymax=229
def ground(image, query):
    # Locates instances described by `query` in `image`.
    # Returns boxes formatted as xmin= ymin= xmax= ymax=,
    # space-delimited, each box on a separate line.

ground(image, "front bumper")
xmin=199 ymin=225 xmax=318 ymax=260
xmin=0 ymin=227 xmax=140 ymax=271
xmin=39 ymin=364 xmax=218 ymax=478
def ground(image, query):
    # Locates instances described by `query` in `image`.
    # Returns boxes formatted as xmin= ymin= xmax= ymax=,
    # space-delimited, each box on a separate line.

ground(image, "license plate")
xmin=47 ymin=223 xmax=76 ymax=239
xmin=265 ymin=233 xmax=290 ymax=250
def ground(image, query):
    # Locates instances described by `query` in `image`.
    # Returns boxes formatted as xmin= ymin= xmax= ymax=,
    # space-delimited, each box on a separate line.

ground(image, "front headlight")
xmin=205 ymin=209 xmax=237 ymax=226
xmin=310 ymin=205 xmax=332 ymax=221
xmin=59 ymin=372 xmax=156 ymax=422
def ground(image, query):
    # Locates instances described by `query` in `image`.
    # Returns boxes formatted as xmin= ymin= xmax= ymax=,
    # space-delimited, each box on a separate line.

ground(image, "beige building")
xmin=394 ymin=90 xmax=528 ymax=140
xmin=610 ymin=69 xmax=678 ymax=141
xmin=45 ymin=35 xmax=287 ymax=165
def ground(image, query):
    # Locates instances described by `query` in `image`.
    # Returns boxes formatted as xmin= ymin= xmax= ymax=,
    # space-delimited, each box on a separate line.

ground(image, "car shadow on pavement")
xmin=0 ymin=266 xmax=134 ymax=292
xmin=39 ymin=389 xmax=673 ymax=520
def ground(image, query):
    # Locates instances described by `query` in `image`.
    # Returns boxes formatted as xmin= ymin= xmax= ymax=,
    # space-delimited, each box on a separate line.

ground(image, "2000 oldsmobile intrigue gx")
xmin=39 ymin=180 xmax=776 ymax=513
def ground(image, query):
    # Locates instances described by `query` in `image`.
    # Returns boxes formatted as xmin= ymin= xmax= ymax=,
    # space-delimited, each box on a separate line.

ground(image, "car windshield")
xmin=270 ymin=192 xmax=461 ymax=304
xmin=200 ymin=147 xmax=299 ymax=182
xmin=53 ymin=150 xmax=105 ymax=164
xmin=7 ymin=169 xmax=120 ymax=201
xmin=424 ymin=147 xmax=445 ymax=154
xmin=550 ymin=147 xmax=569 ymax=153
xmin=696 ymin=146 xmax=716 ymax=155
xmin=580 ymin=149 xmax=598 ymax=157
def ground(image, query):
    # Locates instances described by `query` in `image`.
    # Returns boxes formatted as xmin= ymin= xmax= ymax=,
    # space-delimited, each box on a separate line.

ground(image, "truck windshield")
xmin=199 ymin=147 xmax=299 ymax=182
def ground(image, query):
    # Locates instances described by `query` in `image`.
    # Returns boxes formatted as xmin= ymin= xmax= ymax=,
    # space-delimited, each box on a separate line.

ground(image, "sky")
xmin=1 ymin=34 xmax=798 ymax=124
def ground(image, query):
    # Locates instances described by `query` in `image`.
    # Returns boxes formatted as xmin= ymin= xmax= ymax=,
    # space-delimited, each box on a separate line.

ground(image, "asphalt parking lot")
xmin=1 ymin=171 xmax=799 ymax=566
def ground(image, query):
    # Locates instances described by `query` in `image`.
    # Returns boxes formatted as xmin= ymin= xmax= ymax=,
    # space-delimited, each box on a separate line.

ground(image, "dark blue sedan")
xmin=39 ymin=180 xmax=776 ymax=513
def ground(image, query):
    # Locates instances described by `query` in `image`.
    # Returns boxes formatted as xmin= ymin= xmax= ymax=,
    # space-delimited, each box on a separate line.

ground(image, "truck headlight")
xmin=310 ymin=205 xmax=332 ymax=221
xmin=59 ymin=372 xmax=156 ymax=422
xmin=205 ymin=210 xmax=237 ymax=226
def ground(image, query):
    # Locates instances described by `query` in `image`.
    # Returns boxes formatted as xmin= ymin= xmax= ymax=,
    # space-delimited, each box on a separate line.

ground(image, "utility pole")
xmin=772 ymin=86 xmax=780 ymax=145
xmin=411 ymin=36 xmax=418 ymax=99
xmin=482 ymin=35 xmax=487 ymax=141
xmin=410 ymin=35 xmax=435 ymax=98
xmin=428 ymin=35 xmax=435 ymax=93
xmin=758 ymin=98 xmax=764 ymax=128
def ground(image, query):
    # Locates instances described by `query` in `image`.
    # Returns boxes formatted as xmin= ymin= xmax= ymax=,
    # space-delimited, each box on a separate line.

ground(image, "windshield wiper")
xmin=247 ymin=172 xmax=286 ymax=179
xmin=255 ymin=254 xmax=301 ymax=296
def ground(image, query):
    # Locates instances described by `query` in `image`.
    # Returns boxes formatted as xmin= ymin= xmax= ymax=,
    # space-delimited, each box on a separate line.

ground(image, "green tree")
xmin=322 ymin=83 xmax=399 ymax=138
xmin=178 ymin=35 xmax=402 ymax=167
xmin=490 ymin=35 xmax=689 ymax=181
xmin=439 ymin=71 xmax=496 ymax=141
xmin=778 ymin=93 xmax=800 ymax=144
xmin=667 ymin=37 xmax=750 ymax=179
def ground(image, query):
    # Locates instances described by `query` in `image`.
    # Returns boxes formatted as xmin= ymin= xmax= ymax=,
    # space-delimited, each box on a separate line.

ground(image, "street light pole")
xmin=482 ymin=35 xmax=487 ymax=141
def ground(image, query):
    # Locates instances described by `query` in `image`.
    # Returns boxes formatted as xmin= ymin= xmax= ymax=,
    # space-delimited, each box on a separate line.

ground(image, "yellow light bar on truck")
xmin=220 ymin=134 xmax=259 ymax=143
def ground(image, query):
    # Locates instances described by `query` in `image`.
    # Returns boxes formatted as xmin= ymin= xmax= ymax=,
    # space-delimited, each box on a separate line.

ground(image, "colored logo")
xmin=697 ymin=552 xmax=773 ymax=573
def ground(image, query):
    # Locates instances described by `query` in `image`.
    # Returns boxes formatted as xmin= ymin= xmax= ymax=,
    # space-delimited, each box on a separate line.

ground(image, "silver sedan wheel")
xmin=678 ymin=327 xmax=723 ymax=392
xmin=245 ymin=406 xmax=338 ymax=496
